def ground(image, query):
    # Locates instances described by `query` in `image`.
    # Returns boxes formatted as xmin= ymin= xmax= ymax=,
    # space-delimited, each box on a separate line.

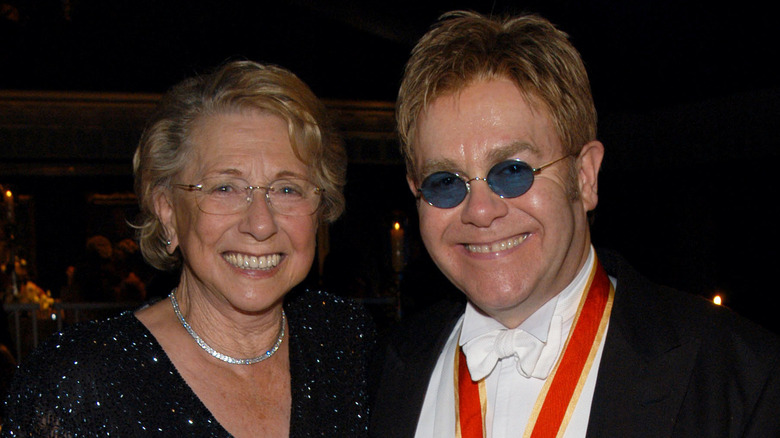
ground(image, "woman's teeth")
xmin=223 ymin=253 xmax=281 ymax=270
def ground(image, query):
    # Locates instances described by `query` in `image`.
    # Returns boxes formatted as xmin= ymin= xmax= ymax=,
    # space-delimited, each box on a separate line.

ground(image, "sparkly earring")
xmin=166 ymin=240 xmax=172 ymax=246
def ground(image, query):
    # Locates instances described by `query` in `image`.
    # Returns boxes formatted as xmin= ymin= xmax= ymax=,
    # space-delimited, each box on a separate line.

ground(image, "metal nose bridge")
xmin=462 ymin=176 xmax=491 ymax=194
xmin=244 ymin=185 xmax=273 ymax=208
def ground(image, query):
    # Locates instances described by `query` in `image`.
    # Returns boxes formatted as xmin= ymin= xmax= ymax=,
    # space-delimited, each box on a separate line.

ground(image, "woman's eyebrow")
xmin=272 ymin=170 xmax=308 ymax=180
xmin=199 ymin=168 xmax=309 ymax=180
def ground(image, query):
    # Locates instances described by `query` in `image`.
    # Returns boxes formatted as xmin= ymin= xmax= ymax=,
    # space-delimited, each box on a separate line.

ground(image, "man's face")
xmin=408 ymin=78 xmax=603 ymax=328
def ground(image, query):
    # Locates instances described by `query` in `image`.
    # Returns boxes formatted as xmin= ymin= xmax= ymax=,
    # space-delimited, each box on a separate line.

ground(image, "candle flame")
xmin=393 ymin=222 xmax=401 ymax=231
xmin=713 ymin=295 xmax=722 ymax=305
xmin=4 ymin=190 xmax=11 ymax=199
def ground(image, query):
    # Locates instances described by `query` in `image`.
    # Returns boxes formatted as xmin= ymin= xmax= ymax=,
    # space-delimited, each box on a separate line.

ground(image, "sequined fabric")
xmin=2 ymin=289 xmax=374 ymax=437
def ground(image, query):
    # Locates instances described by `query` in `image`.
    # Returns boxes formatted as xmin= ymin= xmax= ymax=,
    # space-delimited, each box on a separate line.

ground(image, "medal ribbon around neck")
xmin=454 ymin=258 xmax=614 ymax=438
xmin=170 ymin=290 xmax=286 ymax=365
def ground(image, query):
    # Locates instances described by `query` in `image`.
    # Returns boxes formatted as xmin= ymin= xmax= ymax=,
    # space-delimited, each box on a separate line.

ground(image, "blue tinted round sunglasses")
xmin=416 ymin=155 xmax=573 ymax=209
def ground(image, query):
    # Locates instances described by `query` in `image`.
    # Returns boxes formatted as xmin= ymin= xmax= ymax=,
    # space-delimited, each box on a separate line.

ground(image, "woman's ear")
xmin=576 ymin=140 xmax=604 ymax=212
xmin=153 ymin=189 xmax=179 ymax=253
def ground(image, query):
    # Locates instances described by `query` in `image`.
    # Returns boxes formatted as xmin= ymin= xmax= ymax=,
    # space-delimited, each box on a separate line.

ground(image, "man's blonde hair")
xmin=398 ymin=11 xmax=597 ymax=182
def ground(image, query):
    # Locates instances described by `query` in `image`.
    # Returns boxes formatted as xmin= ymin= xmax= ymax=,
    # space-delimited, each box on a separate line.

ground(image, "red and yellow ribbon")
xmin=455 ymin=259 xmax=614 ymax=438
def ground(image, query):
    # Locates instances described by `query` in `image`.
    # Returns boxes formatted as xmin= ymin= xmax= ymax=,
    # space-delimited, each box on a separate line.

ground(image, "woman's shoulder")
xmin=31 ymin=312 xmax=143 ymax=350
xmin=2 ymin=312 xmax=223 ymax=436
xmin=285 ymin=289 xmax=370 ymax=322
xmin=284 ymin=289 xmax=374 ymax=435
xmin=284 ymin=289 xmax=375 ymax=346
xmin=34 ymin=312 xmax=149 ymax=354
xmin=10 ymin=312 xmax=159 ymax=387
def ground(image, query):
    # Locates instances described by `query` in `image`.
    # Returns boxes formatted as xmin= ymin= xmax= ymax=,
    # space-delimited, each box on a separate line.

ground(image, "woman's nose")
xmin=239 ymin=189 xmax=279 ymax=240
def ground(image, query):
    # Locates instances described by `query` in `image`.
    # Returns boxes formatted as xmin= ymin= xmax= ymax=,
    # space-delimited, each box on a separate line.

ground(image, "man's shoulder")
xmin=591 ymin=250 xmax=780 ymax=435
xmin=599 ymin=248 xmax=780 ymax=361
xmin=368 ymin=298 xmax=466 ymax=437
xmin=378 ymin=298 xmax=465 ymax=359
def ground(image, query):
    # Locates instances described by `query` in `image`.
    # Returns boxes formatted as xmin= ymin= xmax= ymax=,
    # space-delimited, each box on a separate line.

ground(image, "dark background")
xmin=2 ymin=1 xmax=775 ymax=107
xmin=1 ymin=0 xmax=778 ymax=332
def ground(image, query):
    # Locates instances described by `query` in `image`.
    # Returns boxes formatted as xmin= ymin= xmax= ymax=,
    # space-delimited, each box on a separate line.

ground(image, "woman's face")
xmin=157 ymin=110 xmax=318 ymax=313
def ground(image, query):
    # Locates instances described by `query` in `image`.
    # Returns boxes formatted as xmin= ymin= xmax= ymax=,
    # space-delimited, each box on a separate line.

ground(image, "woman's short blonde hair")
xmin=133 ymin=60 xmax=346 ymax=271
xmin=398 ymin=11 xmax=597 ymax=180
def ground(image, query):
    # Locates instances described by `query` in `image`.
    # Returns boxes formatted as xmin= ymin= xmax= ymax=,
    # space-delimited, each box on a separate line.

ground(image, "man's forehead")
xmin=421 ymin=77 xmax=548 ymax=118
xmin=414 ymin=82 xmax=554 ymax=138
xmin=409 ymin=79 xmax=563 ymax=177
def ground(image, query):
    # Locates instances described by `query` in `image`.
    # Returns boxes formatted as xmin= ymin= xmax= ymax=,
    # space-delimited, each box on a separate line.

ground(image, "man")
xmin=369 ymin=11 xmax=780 ymax=438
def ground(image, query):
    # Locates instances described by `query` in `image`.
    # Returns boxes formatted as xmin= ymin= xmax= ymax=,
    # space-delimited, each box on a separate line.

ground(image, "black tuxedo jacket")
xmin=369 ymin=251 xmax=780 ymax=437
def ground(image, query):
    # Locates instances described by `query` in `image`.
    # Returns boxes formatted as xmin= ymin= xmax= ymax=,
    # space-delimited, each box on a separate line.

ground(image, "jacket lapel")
xmin=587 ymin=251 xmax=702 ymax=437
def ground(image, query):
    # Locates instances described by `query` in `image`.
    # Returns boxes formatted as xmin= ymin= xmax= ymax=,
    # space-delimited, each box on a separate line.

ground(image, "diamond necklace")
xmin=169 ymin=290 xmax=286 ymax=365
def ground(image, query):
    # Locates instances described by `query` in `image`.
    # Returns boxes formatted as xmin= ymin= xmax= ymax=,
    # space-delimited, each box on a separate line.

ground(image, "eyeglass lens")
xmin=419 ymin=160 xmax=536 ymax=209
xmin=195 ymin=177 xmax=320 ymax=215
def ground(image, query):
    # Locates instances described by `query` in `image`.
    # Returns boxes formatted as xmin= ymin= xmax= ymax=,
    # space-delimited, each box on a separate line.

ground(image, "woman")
xmin=3 ymin=61 xmax=374 ymax=437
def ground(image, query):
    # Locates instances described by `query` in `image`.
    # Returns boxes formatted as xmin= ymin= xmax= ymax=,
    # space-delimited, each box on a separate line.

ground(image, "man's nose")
xmin=459 ymin=179 xmax=508 ymax=227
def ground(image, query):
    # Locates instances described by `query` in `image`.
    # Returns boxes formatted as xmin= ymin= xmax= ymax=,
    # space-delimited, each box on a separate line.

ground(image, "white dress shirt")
xmin=414 ymin=246 xmax=612 ymax=438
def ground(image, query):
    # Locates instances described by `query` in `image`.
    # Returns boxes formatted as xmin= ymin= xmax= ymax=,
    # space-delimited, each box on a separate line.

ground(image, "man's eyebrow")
xmin=486 ymin=141 xmax=539 ymax=164
xmin=415 ymin=141 xmax=540 ymax=181
xmin=418 ymin=157 xmax=461 ymax=179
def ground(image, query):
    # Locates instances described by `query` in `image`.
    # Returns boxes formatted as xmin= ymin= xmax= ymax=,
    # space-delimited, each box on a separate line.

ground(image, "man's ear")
xmin=407 ymin=173 xmax=419 ymax=198
xmin=153 ymin=189 xmax=179 ymax=253
xmin=577 ymin=140 xmax=604 ymax=212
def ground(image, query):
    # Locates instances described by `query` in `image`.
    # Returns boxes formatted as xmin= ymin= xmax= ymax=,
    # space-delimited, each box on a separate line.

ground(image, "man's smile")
xmin=464 ymin=233 xmax=529 ymax=254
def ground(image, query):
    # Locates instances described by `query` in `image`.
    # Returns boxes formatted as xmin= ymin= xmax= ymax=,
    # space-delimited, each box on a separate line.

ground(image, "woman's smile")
xmin=222 ymin=252 xmax=282 ymax=270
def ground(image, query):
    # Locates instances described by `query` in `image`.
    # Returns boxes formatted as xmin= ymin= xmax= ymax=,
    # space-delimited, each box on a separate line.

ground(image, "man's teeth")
xmin=223 ymin=253 xmax=281 ymax=270
xmin=466 ymin=235 xmax=527 ymax=253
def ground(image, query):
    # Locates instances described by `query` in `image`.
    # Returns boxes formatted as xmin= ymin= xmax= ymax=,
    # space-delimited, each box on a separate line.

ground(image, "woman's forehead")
xmin=181 ymin=112 xmax=308 ymax=180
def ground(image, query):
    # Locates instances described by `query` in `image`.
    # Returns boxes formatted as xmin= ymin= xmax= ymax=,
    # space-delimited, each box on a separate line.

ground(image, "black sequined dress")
xmin=2 ymin=289 xmax=374 ymax=437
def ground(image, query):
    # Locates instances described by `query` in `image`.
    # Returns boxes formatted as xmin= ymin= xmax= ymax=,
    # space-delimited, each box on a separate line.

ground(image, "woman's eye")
xmin=207 ymin=182 xmax=241 ymax=195
xmin=278 ymin=185 xmax=303 ymax=196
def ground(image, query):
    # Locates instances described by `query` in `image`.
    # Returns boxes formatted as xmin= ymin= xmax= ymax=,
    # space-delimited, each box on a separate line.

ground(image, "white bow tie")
xmin=461 ymin=317 xmax=562 ymax=381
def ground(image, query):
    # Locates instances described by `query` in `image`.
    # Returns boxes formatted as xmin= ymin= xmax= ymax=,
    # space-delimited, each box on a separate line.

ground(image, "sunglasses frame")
xmin=415 ymin=154 xmax=574 ymax=208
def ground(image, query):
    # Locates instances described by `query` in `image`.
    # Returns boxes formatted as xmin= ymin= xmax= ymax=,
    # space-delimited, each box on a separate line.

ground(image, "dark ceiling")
xmin=1 ymin=0 xmax=777 ymax=111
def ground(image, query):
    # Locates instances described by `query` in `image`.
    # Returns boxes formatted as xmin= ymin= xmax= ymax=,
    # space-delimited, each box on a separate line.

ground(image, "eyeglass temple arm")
xmin=532 ymin=153 xmax=576 ymax=173
xmin=173 ymin=183 xmax=202 ymax=191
